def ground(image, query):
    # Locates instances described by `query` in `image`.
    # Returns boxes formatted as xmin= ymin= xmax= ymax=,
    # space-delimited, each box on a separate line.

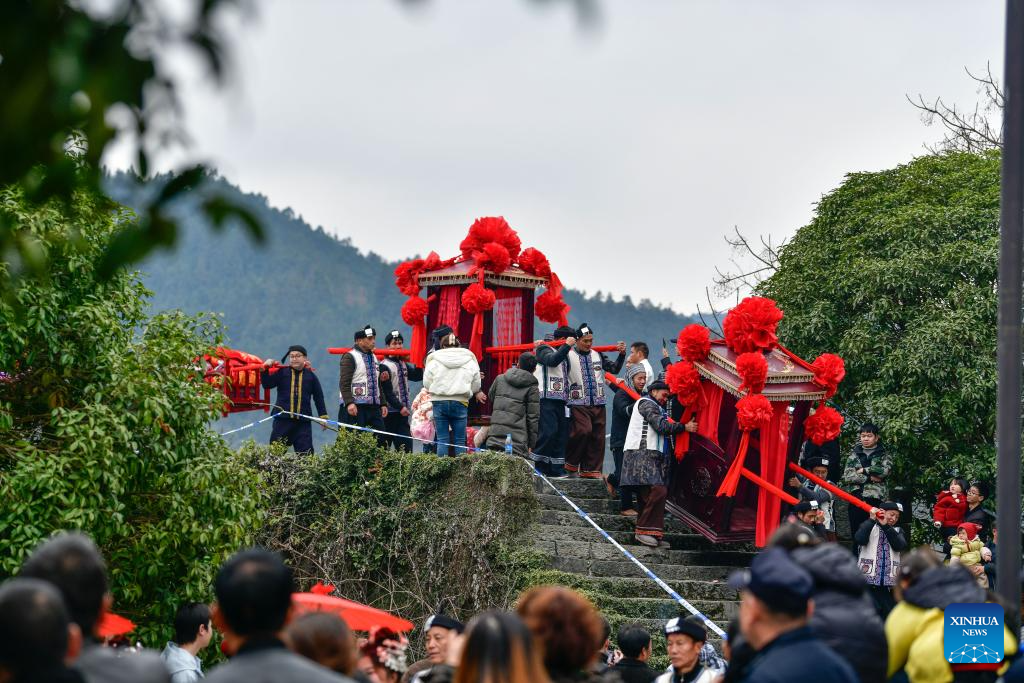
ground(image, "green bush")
xmin=247 ymin=432 xmax=544 ymax=634
xmin=0 ymin=186 xmax=266 ymax=647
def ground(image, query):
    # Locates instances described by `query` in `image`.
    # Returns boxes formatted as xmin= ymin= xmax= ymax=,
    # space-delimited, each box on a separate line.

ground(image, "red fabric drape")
xmin=492 ymin=288 xmax=523 ymax=375
xmin=755 ymin=401 xmax=792 ymax=547
xmin=697 ymin=382 xmax=723 ymax=446
xmin=438 ymin=286 xmax=462 ymax=331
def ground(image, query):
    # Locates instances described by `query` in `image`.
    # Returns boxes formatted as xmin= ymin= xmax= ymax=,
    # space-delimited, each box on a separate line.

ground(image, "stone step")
xmin=536 ymin=492 xmax=624 ymax=514
xmin=588 ymin=594 xmax=740 ymax=622
xmin=534 ymin=476 xmax=609 ymax=498
xmin=534 ymin=537 xmax=755 ymax=568
xmin=526 ymin=569 xmax=738 ymax=602
xmin=534 ymin=523 xmax=752 ymax=553
xmin=539 ymin=508 xmax=692 ymax=533
xmin=547 ymin=556 xmax=735 ymax=582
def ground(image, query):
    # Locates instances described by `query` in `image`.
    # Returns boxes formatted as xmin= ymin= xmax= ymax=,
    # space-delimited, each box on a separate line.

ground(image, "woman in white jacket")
xmin=422 ymin=334 xmax=486 ymax=456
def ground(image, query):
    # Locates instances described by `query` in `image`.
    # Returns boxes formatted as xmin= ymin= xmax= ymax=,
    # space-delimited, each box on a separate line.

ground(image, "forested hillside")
xmin=107 ymin=172 xmax=699 ymax=441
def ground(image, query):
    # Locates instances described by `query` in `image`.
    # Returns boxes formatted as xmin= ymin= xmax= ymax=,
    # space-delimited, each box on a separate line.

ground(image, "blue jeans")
xmin=432 ymin=400 xmax=468 ymax=456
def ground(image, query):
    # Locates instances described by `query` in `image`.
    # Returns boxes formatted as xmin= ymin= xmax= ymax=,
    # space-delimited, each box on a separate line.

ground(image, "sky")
xmin=105 ymin=0 xmax=1006 ymax=313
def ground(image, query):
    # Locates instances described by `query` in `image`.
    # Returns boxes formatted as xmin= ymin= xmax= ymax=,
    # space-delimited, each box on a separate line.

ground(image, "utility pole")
xmin=996 ymin=0 xmax=1024 ymax=608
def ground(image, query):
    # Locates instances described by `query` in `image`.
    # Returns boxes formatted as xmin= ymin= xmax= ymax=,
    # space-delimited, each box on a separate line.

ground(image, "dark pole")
xmin=997 ymin=0 xmax=1024 ymax=607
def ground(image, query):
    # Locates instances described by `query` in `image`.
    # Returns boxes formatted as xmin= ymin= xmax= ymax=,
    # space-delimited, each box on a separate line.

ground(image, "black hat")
xmin=354 ymin=324 xmax=377 ymax=341
xmin=804 ymin=457 xmax=829 ymax=469
xmin=646 ymin=379 xmax=669 ymax=392
xmin=429 ymin=325 xmax=454 ymax=351
xmin=728 ymin=547 xmax=813 ymax=615
xmin=880 ymin=501 xmax=903 ymax=512
xmin=793 ymin=500 xmax=819 ymax=513
xmin=280 ymin=345 xmax=308 ymax=363
xmin=859 ymin=422 xmax=880 ymax=435
xmin=384 ymin=330 xmax=404 ymax=344
xmin=553 ymin=325 xmax=576 ymax=340
xmin=663 ymin=616 xmax=707 ymax=642
xmin=576 ymin=323 xmax=594 ymax=337
xmin=424 ymin=614 xmax=464 ymax=634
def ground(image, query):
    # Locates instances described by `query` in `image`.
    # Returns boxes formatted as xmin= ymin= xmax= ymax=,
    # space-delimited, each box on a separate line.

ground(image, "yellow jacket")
xmin=950 ymin=535 xmax=984 ymax=566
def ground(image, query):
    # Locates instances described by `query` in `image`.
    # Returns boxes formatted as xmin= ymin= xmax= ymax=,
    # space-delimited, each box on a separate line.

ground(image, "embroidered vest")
xmin=567 ymin=348 xmax=606 ymax=406
xmin=623 ymin=397 xmax=666 ymax=453
xmin=380 ymin=357 xmax=410 ymax=409
xmin=534 ymin=356 xmax=568 ymax=401
xmin=346 ymin=349 xmax=380 ymax=405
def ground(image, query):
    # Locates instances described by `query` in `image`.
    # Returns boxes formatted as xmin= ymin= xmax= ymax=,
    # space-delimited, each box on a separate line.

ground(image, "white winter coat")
xmin=423 ymin=348 xmax=482 ymax=403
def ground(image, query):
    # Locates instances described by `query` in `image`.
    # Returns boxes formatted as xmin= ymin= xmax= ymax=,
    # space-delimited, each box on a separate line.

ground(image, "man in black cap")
xmin=654 ymin=616 xmax=717 ymax=683
xmin=728 ymin=547 xmax=857 ymax=682
xmin=530 ymin=325 xmax=576 ymax=477
xmin=854 ymin=501 xmax=907 ymax=618
xmin=0 ymin=578 xmax=84 ymax=683
xmin=791 ymin=501 xmax=828 ymax=543
xmin=407 ymin=614 xmax=464 ymax=683
xmin=787 ymin=456 xmax=835 ymax=541
xmin=565 ymin=323 xmax=626 ymax=478
xmin=339 ymin=324 xmax=388 ymax=447
xmin=379 ymin=330 xmax=423 ymax=452
xmin=261 ymin=345 xmax=328 ymax=454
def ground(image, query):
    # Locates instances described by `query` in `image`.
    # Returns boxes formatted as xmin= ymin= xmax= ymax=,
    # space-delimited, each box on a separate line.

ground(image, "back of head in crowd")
xmin=896 ymin=546 xmax=943 ymax=598
xmin=440 ymin=334 xmax=460 ymax=349
xmin=516 ymin=586 xmax=603 ymax=676
xmin=19 ymin=532 xmax=108 ymax=639
xmin=214 ymin=548 xmax=294 ymax=637
xmin=729 ymin=548 xmax=813 ymax=649
xmin=0 ymin=578 xmax=81 ymax=681
xmin=767 ymin=523 xmax=822 ymax=551
xmin=285 ymin=612 xmax=356 ymax=676
xmin=517 ymin=352 xmax=538 ymax=374
xmin=174 ymin=602 xmax=212 ymax=646
xmin=453 ymin=611 xmax=548 ymax=683
xmin=616 ymin=623 xmax=651 ymax=660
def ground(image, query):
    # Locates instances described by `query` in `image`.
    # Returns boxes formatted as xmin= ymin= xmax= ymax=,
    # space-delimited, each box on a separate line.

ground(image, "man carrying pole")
xmin=261 ymin=345 xmax=328 ymax=454
xmin=565 ymin=323 xmax=625 ymax=479
xmin=379 ymin=330 xmax=422 ymax=452
xmin=339 ymin=324 xmax=388 ymax=447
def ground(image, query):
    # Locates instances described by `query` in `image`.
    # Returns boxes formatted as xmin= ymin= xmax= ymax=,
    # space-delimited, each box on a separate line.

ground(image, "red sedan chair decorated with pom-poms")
xmin=393 ymin=217 xmax=572 ymax=419
xmin=662 ymin=297 xmax=846 ymax=546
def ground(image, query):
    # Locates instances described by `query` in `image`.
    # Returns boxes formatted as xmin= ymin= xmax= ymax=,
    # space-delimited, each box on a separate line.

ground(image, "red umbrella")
xmin=292 ymin=583 xmax=414 ymax=632
xmin=97 ymin=611 xmax=136 ymax=638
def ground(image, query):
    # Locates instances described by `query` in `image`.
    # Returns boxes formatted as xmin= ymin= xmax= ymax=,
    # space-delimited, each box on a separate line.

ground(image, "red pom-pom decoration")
xmin=517 ymin=247 xmax=552 ymax=280
xmin=460 ymin=216 xmax=522 ymax=263
xmin=736 ymin=393 xmax=773 ymax=432
xmin=722 ymin=296 xmax=784 ymax=354
xmin=811 ymin=353 xmax=846 ymax=399
xmin=461 ymin=282 xmax=496 ymax=314
xmin=736 ymin=352 xmax=768 ymax=395
xmin=676 ymin=324 xmax=711 ymax=362
xmin=401 ymin=296 xmax=429 ymax=325
xmin=394 ymin=258 xmax=425 ymax=297
xmin=665 ymin=361 xmax=702 ymax=406
xmin=536 ymin=288 xmax=570 ymax=324
xmin=473 ymin=241 xmax=512 ymax=274
xmin=804 ymin=405 xmax=844 ymax=445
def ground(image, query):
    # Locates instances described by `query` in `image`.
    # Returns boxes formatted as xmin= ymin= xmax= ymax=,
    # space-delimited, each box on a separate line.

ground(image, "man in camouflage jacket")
xmin=842 ymin=422 xmax=892 ymax=544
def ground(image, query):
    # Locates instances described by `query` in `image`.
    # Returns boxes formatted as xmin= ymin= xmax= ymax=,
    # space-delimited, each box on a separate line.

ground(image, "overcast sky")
xmin=106 ymin=0 xmax=1006 ymax=313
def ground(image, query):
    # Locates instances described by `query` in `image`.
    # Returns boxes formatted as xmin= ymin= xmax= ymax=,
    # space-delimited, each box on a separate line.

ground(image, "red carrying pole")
xmin=788 ymin=461 xmax=879 ymax=516
xmin=328 ymin=347 xmax=412 ymax=357
xmin=740 ymin=468 xmax=798 ymax=505
xmin=605 ymin=372 xmax=640 ymax=400
xmin=486 ymin=340 xmax=620 ymax=354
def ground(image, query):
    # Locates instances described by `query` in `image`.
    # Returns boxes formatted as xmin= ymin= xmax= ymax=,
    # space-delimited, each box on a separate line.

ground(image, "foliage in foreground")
xmin=0 ymin=185 xmax=266 ymax=646
xmin=759 ymin=151 xmax=1001 ymax=514
xmin=248 ymin=432 xmax=544 ymax=632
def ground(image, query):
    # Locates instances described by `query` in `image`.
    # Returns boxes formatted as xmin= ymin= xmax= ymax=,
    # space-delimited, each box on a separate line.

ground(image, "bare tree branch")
xmin=711 ymin=226 xmax=785 ymax=301
xmin=909 ymin=62 xmax=1004 ymax=153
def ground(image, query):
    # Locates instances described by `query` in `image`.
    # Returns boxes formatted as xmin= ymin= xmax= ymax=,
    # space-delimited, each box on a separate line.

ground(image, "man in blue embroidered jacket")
xmin=260 ymin=345 xmax=328 ymax=454
xmin=565 ymin=323 xmax=625 ymax=478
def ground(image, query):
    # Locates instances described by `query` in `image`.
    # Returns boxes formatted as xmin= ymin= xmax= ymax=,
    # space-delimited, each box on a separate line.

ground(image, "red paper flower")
xmin=461 ymin=282 xmax=496 ymax=314
xmin=676 ymin=324 xmax=711 ymax=362
xmin=394 ymin=258 xmax=425 ymax=297
xmin=736 ymin=352 xmax=768 ymax=394
xmin=401 ymin=296 xmax=429 ymax=325
xmin=736 ymin=393 xmax=773 ymax=432
xmin=472 ymin=241 xmax=512 ymax=274
xmin=722 ymin=296 xmax=784 ymax=354
xmin=811 ymin=353 xmax=846 ymax=399
xmin=517 ymin=247 xmax=552 ymax=279
xmin=665 ymin=361 xmax=702 ymax=406
xmin=536 ymin=288 xmax=570 ymax=324
xmin=804 ymin=405 xmax=844 ymax=445
xmin=460 ymin=216 xmax=522 ymax=262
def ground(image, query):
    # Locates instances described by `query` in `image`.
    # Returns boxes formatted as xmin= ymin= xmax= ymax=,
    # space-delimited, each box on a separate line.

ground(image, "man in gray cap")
xmin=728 ymin=548 xmax=857 ymax=682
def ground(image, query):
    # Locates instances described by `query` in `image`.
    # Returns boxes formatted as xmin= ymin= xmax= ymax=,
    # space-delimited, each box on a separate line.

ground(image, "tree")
xmin=0 ymin=185 xmax=265 ymax=645
xmin=757 ymin=151 xmax=1001 ymax=504
xmin=909 ymin=64 xmax=1003 ymax=154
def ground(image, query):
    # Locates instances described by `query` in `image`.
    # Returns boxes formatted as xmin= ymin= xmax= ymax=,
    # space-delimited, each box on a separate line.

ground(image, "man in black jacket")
xmin=261 ymin=345 xmax=328 ymax=454
xmin=611 ymin=624 xmax=658 ymax=683
xmin=530 ymin=326 xmax=576 ymax=477
xmin=963 ymin=480 xmax=992 ymax=543
xmin=607 ymin=364 xmax=646 ymax=517
xmin=855 ymin=502 xmax=908 ymax=618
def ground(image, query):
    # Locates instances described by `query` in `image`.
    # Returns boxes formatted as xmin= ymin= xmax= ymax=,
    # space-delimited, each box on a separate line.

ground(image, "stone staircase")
xmin=531 ymin=475 xmax=753 ymax=663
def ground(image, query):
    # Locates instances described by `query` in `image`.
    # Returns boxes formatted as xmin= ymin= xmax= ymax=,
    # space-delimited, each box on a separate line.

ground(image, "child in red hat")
xmin=949 ymin=522 xmax=991 ymax=588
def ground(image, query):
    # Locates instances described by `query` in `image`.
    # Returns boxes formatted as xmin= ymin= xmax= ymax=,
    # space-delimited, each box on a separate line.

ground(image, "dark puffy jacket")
xmin=485 ymin=367 xmax=540 ymax=456
xmin=791 ymin=543 xmax=888 ymax=683
xmin=609 ymin=386 xmax=637 ymax=452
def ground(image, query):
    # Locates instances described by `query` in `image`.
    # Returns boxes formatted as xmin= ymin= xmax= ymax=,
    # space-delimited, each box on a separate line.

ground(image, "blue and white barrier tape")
xmin=533 ymin=469 xmax=727 ymax=638
xmin=217 ymin=409 xmax=725 ymax=637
